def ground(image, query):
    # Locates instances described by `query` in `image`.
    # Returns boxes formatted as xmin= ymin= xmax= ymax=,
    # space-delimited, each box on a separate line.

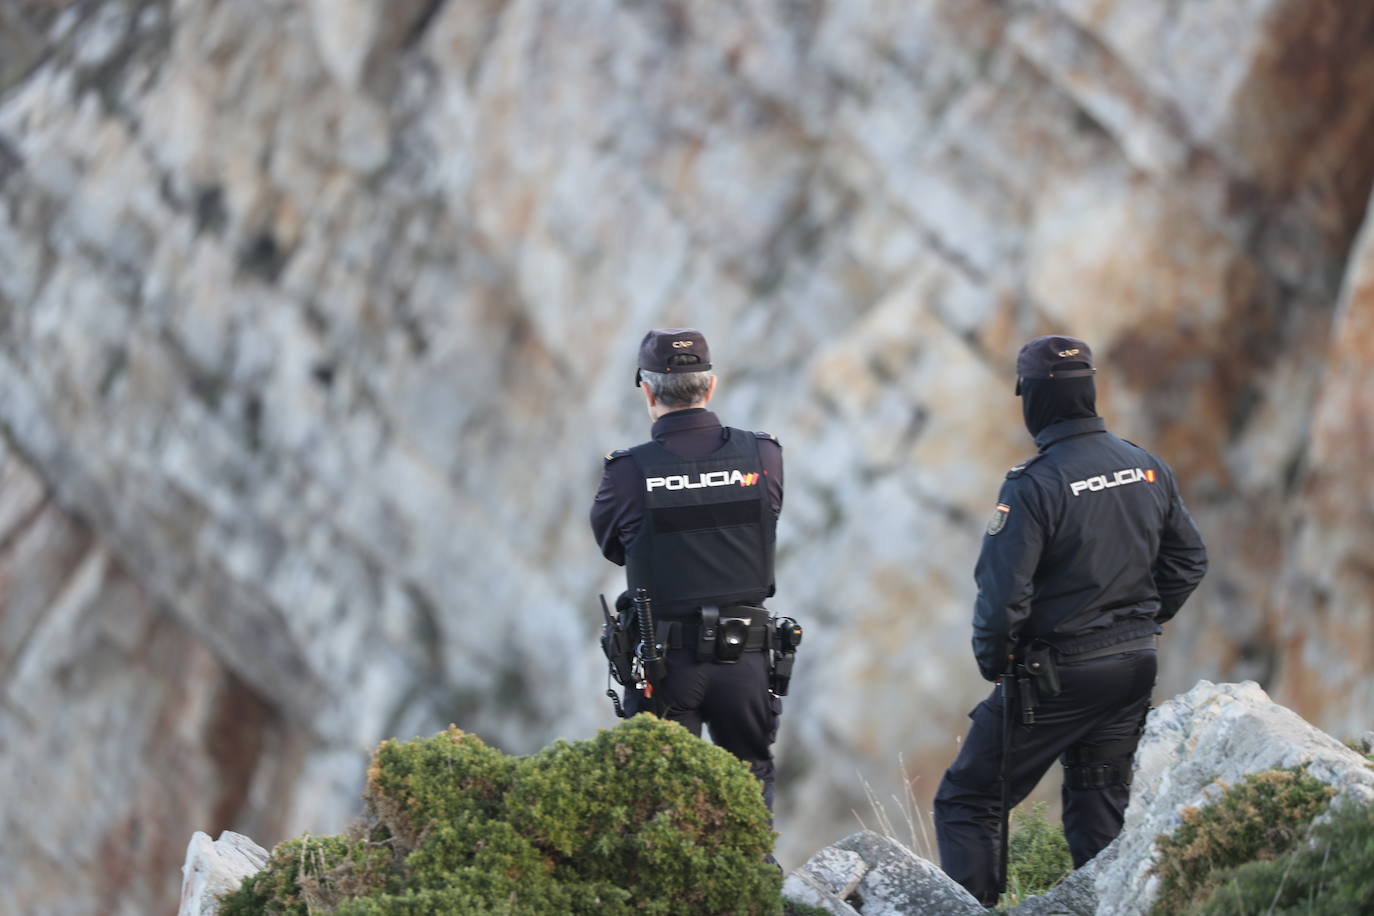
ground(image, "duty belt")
xmin=658 ymin=605 xmax=772 ymax=652
xmin=1057 ymin=634 xmax=1157 ymax=664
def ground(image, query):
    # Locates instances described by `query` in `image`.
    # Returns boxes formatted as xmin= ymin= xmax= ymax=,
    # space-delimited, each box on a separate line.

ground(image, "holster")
xmin=770 ymin=649 xmax=796 ymax=696
xmin=600 ymin=607 xmax=636 ymax=686
xmin=769 ymin=615 xmax=803 ymax=696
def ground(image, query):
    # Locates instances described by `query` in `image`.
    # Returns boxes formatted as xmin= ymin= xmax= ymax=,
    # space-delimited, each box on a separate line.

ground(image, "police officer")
xmin=933 ymin=334 xmax=1208 ymax=906
xmin=591 ymin=328 xmax=784 ymax=809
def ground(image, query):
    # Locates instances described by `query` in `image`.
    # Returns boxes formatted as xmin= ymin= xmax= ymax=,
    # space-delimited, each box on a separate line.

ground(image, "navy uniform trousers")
xmin=934 ymin=648 xmax=1156 ymax=906
xmin=625 ymin=646 xmax=781 ymax=811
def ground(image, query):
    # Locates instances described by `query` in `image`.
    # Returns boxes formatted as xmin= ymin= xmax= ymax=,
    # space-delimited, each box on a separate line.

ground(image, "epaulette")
xmin=754 ymin=430 xmax=781 ymax=447
xmin=604 ymin=448 xmax=631 ymax=464
xmin=1005 ymin=453 xmax=1047 ymax=479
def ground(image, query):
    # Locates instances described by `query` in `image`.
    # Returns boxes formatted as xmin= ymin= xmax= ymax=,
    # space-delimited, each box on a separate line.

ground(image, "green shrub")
xmin=505 ymin=716 xmax=780 ymax=914
xmin=999 ymin=802 xmax=1073 ymax=907
xmin=217 ymin=716 xmax=781 ymax=915
xmin=363 ymin=724 xmax=517 ymax=851
xmin=1148 ymin=766 xmax=1335 ymax=914
xmin=1193 ymin=798 xmax=1374 ymax=915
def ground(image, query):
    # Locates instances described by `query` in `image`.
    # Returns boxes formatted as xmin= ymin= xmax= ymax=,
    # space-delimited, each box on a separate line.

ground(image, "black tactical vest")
xmin=625 ymin=429 xmax=775 ymax=616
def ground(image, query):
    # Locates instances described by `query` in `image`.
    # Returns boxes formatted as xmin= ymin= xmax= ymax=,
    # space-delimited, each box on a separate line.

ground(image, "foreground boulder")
xmin=783 ymin=830 xmax=984 ymax=915
xmin=786 ymin=680 xmax=1374 ymax=915
xmin=178 ymin=831 xmax=269 ymax=916
xmin=1061 ymin=679 xmax=1374 ymax=916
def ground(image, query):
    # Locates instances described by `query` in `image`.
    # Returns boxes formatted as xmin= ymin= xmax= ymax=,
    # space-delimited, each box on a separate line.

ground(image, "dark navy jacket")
xmin=591 ymin=408 xmax=783 ymax=588
xmin=972 ymin=417 xmax=1208 ymax=681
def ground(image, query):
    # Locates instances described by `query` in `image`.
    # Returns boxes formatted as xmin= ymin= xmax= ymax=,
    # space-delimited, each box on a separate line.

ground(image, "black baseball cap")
xmin=1014 ymin=335 xmax=1095 ymax=395
xmin=635 ymin=328 xmax=712 ymax=386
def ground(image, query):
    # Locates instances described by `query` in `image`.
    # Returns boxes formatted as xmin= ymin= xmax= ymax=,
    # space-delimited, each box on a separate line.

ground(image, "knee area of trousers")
xmin=935 ymin=773 xmax=998 ymax=809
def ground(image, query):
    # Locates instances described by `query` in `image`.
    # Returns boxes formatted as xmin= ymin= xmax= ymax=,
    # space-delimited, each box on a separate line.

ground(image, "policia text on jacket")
xmin=933 ymin=334 xmax=1207 ymax=907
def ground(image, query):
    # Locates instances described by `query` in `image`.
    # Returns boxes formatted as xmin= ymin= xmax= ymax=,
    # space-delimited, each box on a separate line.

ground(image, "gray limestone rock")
xmin=178 ymin=831 xmax=268 ymax=916
xmin=1006 ymin=861 xmax=1100 ymax=916
xmin=783 ymin=845 xmax=866 ymax=911
xmin=783 ymin=871 xmax=863 ymax=916
xmin=785 ymin=830 xmax=985 ymax=915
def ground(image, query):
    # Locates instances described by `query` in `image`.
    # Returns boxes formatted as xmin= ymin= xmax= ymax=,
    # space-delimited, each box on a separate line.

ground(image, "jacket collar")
xmin=1035 ymin=416 xmax=1107 ymax=452
xmin=651 ymin=408 xmax=720 ymax=438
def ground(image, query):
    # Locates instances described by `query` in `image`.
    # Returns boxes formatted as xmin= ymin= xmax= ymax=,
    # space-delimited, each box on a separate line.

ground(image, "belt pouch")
xmin=696 ymin=606 xmax=720 ymax=662
xmin=1025 ymin=642 xmax=1062 ymax=698
xmin=715 ymin=617 xmax=749 ymax=663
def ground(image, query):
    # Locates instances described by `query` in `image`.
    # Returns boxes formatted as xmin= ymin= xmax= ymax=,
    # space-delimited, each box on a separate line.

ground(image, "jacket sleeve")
xmin=1152 ymin=467 xmax=1208 ymax=622
xmin=972 ymin=474 xmax=1048 ymax=681
xmin=589 ymin=453 xmax=642 ymax=567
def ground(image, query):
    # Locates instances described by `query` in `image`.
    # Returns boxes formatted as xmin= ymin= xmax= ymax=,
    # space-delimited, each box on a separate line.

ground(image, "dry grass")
xmin=853 ymin=753 xmax=938 ymax=861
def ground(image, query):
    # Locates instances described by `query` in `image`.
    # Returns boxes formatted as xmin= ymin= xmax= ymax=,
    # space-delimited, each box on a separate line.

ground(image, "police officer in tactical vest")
xmin=934 ymin=335 xmax=1208 ymax=906
xmin=591 ymin=328 xmax=786 ymax=809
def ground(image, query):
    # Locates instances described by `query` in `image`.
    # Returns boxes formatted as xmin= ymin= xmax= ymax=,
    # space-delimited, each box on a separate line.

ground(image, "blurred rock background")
xmin=1 ymin=0 xmax=1372 ymax=912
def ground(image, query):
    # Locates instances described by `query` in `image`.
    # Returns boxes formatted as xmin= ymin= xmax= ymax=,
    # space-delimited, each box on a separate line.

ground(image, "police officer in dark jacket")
xmin=934 ymin=334 xmax=1208 ymax=906
xmin=591 ymin=328 xmax=784 ymax=808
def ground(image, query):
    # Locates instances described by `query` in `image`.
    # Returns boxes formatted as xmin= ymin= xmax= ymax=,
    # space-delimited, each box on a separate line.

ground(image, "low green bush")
xmin=1148 ymin=766 xmax=1335 ymax=914
xmin=1001 ymin=801 xmax=1073 ymax=906
xmin=218 ymin=716 xmax=781 ymax=915
xmin=1193 ymin=798 xmax=1374 ymax=915
xmin=362 ymin=722 xmax=516 ymax=851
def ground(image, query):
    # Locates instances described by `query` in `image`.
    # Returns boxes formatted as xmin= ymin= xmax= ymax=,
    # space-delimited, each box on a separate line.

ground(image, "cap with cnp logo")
xmin=635 ymin=328 xmax=712 ymax=386
xmin=1014 ymin=335 xmax=1095 ymax=395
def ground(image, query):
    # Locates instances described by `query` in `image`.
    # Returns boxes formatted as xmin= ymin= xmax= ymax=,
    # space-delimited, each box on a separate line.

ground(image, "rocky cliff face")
xmin=0 ymin=439 xmax=307 ymax=915
xmin=3 ymin=1 xmax=1374 ymax=912
xmin=1272 ymin=213 xmax=1374 ymax=736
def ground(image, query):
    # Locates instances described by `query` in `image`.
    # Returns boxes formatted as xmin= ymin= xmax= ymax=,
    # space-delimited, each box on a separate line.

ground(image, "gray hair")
xmin=639 ymin=368 xmax=714 ymax=409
